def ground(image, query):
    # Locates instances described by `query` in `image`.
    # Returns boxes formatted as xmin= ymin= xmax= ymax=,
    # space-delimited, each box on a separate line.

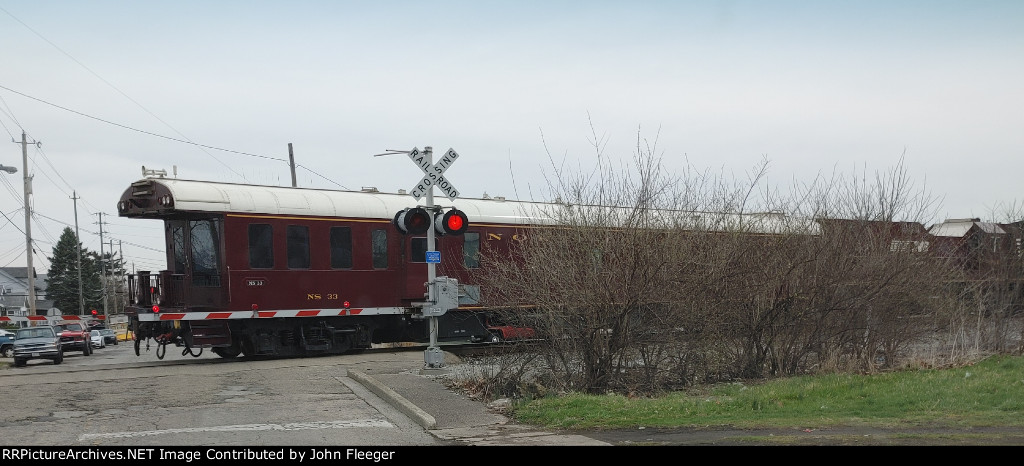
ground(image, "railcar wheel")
xmin=212 ymin=347 xmax=241 ymax=358
xmin=240 ymin=338 xmax=256 ymax=359
xmin=212 ymin=341 xmax=242 ymax=359
xmin=331 ymin=334 xmax=352 ymax=354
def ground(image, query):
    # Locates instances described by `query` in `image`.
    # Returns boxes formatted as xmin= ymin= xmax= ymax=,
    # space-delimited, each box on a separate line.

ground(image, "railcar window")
xmin=330 ymin=226 xmax=353 ymax=269
xmin=248 ymin=224 xmax=274 ymax=269
xmin=372 ymin=229 xmax=388 ymax=269
xmin=190 ymin=219 xmax=222 ymax=287
xmin=463 ymin=232 xmax=480 ymax=268
xmin=287 ymin=225 xmax=311 ymax=269
xmin=411 ymin=237 xmax=427 ymax=263
xmin=171 ymin=223 xmax=186 ymax=273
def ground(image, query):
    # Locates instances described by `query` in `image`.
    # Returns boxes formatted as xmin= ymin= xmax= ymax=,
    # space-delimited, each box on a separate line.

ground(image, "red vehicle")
xmin=55 ymin=322 xmax=93 ymax=356
xmin=116 ymin=177 xmax=548 ymax=359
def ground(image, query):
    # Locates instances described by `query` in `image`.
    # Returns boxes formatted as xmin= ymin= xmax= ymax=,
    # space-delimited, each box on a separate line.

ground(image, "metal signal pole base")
xmin=422 ymin=342 xmax=448 ymax=374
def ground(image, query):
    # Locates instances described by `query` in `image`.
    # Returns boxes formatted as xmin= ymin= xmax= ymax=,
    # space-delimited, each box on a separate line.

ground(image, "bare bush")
xmin=936 ymin=202 xmax=1024 ymax=360
xmin=470 ymin=134 xmax=1016 ymax=399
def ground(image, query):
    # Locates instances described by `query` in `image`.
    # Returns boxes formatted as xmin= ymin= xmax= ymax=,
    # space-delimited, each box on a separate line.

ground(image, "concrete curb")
xmin=348 ymin=370 xmax=437 ymax=430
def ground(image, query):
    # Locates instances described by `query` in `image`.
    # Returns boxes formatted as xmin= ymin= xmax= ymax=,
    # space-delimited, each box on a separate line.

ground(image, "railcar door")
xmin=166 ymin=217 xmax=226 ymax=309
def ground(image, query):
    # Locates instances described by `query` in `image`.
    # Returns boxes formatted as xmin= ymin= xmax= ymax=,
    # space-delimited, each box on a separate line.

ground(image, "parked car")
xmin=56 ymin=322 xmax=92 ymax=356
xmin=99 ymin=328 xmax=118 ymax=345
xmin=12 ymin=326 xmax=63 ymax=367
xmin=90 ymin=329 xmax=106 ymax=349
xmin=0 ymin=329 xmax=14 ymax=358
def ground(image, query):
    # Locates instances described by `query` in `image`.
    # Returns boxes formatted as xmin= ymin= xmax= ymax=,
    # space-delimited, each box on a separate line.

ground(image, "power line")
xmin=0 ymin=5 xmax=249 ymax=181
xmin=31 ymin=141 xmax=74 ymax=197
xmin=0 ymin=84 xmax=350 ymax=191
xmin=0 ymin=207 xmax=24 ymax=236
xmin=0 ymin=103 xmax=20 ymax=139
xmin=0 ymin=5 xmax=359 ymax=274
xmin=296 ymin=164 xmax=349 ymax=190
xmin=0 ymin=84 xmax=280 ymax=164
xmin=33 ymin=211 xmax=161 ymax=253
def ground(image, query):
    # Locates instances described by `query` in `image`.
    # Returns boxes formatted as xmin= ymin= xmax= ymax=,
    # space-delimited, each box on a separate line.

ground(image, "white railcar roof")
xmin=144 ymin=178 xmax=556 ymax=226
xmin=134 ymin=178 xmax=818 ymax=234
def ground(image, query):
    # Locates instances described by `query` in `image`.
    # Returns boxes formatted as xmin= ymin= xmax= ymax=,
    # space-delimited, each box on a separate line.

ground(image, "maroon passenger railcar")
xmin=116 ymin=177 xmax=548 ymax=359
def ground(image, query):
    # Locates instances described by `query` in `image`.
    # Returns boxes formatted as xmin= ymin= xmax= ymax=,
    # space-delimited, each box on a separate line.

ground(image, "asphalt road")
xmin=0 ymin=343 xmax=450 ymax=446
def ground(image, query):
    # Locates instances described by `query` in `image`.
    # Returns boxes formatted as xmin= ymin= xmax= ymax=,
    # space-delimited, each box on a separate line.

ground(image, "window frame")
xmin=248 ymin=223 xmax=275 ymax=269
xmin=371 ymin=229 xmax=388 ymax=269
xmin=463 ymin=232 xmax=480 ymax=268
xmin=330 ymin=226 xmax=354 ymax=269
xmin=286 ymin=224 xmax=311 ymax=269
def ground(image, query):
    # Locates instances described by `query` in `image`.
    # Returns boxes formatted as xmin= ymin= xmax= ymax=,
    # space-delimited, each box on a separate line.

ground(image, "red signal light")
xmin=393 ymin=207 xmax=431 ymax=235
xmin=91 ymin=309 xmax=98 ymax=316
xmin=447 ymin=214 xmax=463 ymax=231
xmin=435 ymin=209 xmax=468 ymax=236
xmin=152 ymin=305 xmax=160 ymax=313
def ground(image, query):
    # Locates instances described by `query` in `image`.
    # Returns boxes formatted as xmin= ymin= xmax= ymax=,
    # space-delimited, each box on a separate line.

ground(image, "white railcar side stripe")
xmin=134 ymin=307 xmax=409 ymax=322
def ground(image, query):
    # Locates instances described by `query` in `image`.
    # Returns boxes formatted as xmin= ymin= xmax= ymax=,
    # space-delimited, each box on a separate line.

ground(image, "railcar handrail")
xmin=127 ymin=271 xmax=187 ymax=308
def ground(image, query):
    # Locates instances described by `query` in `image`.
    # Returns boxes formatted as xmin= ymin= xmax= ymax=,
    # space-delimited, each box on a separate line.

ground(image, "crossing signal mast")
xmin=377 ymin=146 xmax=468 ymax=370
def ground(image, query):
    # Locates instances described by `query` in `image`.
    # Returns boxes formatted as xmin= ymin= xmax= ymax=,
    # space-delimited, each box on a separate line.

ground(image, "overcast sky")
xmin=1 ymin=0 xmax=1022 ymax=275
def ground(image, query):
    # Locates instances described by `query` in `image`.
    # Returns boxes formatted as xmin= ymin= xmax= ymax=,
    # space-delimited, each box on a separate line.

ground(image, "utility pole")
xmin=117 ymin=240 xmax=124 ymax=315
xmin=72 ymin=192 xmax=84 ymax=315
xmin=16 ymin=131 xmax=39 ymax=318
xmin=288 ymin=143 xmax=297 ymax=187
xmin=109 ymin=239 xmax=119 ymax=315
xmin=96 ymin=212 xmax=109 ymax=317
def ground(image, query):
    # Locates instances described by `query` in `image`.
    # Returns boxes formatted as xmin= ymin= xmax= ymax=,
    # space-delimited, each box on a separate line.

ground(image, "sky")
xmin=0 ymin=0 xmax=1022 ymax=277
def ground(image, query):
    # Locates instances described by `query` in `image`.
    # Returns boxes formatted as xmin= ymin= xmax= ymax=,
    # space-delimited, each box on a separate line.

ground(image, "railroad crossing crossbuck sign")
xmin=408 ymin=147 xmax=460 ymax=201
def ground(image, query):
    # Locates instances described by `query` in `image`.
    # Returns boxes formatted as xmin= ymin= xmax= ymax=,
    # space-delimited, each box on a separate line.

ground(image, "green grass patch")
xmin=512 ymin=355 xmax=1024 ymax=430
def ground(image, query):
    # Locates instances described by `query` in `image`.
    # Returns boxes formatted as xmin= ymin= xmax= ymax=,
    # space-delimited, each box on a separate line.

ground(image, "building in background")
xmin=0 ymin=267 xmax=59 ymax=325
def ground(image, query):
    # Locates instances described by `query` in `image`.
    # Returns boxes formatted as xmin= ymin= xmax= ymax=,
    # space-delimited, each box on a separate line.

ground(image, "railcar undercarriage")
xmin=128 ymin=310 xmax=495 ymax=360
xmin=130 ymin=316 xmax=387 ymax=360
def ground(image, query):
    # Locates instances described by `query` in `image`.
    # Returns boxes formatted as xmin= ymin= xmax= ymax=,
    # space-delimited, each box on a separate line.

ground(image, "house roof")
xmin=928 ymin=219 xmax=1006 ymax=238
xmin=0 ymin=267 xmax=47 ymax=293
xmin=0 ymin=267 xmax=31 ymax=280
